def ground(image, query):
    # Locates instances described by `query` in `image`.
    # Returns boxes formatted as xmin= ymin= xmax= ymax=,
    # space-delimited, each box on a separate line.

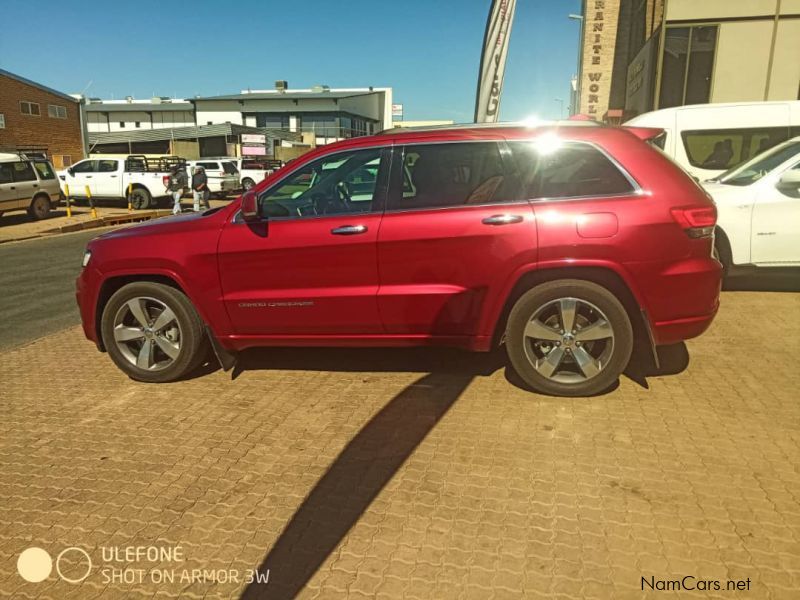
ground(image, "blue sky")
xmin=0 ymin=0 xmax=582 ymax=122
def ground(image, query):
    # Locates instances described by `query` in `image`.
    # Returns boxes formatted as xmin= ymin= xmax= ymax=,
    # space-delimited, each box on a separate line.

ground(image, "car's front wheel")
xmin=101 ymin=282 xmax=207 ymax=383
xmin=505 ymin=280 xmax=633 ymax=397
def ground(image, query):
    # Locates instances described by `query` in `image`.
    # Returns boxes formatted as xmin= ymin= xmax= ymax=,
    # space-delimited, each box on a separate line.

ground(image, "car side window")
xmin=387 ymin=142 xmax=513 ymax=211
xmin=197 ymin=162 xmax=218 ymax=170
xmin=33 ymin=161 xmax=56 ymax=180
xmin=71 ymin=160 xmax=96 ymax=173
xmin=98 ymin=160 xmax=117 ymax=173
xmin=508 ymin=141 xmax=635 ymax=199
xmin=257 ymin=147 xmax=385 ymax=218
xmin=11 ymin=161 xmax=37 ymax=182
xmin=0 ymin=163 xmax=13 ymax=184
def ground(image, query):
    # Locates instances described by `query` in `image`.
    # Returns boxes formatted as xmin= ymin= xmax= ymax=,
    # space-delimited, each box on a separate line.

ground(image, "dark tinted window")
xmin=71 ymin=160 xmax=97 ymax=173
xmin=509 ymin=141 xmax=635 ymax=199
xmin=682 ymin=126 xmax=791 ymax=170
xmin=388 ymin=142 xmax=513 ymax=210
xmin=222 ymin=162 xmax=238 ymax=174
xmin=258 ymin=147 xmax=385 ymax=218
xmin=98 ymin=160 xmax=118 ymax=172
xmin=197 ymin=162 xmax=220 ymax=170
xmin=11 ymin=161 xmax=37 ymax=182
xmin=0 ymin=163 xmax=12 ymax=184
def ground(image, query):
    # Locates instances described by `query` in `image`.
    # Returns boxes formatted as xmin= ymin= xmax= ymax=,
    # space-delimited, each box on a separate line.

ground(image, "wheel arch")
xmin=94 ymin=273 xmax=192 ymax=351
xmin=489 ymin=265 xmax=653 ymax=354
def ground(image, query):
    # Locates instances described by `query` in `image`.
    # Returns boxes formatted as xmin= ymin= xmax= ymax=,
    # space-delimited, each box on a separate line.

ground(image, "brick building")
xmin=576 ymin=0 xmax=800 ymax=122
xmin=0 ymin=69 xmax=85 ymax=168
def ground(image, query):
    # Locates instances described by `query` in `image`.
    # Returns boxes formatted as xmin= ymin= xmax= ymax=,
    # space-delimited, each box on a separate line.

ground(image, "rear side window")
xmin=98 ymin=160 xmax=118 ymax=172
xmin=197 ymin=162 xmax=219 ymax=170
xmin=222 ymin=162 xmax=238 ymax=174
xmin=388 ymin=142 xmax=514 ymax=210
xmin=11 ymin=161 xmax=37 ymax=182
xmin=33 ymin=161 xmax=56 ymax=180
xmin=508 ymin=141 xmax=635 ymax=199
xmin=681 ymin=127 xmax=790 ymax=170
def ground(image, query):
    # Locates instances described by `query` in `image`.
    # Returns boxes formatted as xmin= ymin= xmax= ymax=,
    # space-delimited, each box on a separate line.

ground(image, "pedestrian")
xmin=167 ymin=163 xmax=188 ymax=215
xmin=192 ymin=165 xmax=211 ymax=212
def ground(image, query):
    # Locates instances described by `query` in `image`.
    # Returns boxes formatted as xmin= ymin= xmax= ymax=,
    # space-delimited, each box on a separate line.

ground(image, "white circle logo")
xmin=17 ymin=547 xmax=52 ymax=583
xmin=56 ymin=547 xmax=92 ymax=584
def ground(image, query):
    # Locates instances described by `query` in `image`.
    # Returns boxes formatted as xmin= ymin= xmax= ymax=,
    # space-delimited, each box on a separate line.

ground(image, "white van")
xmin=625 ymin=101 xmax=800 ymax=181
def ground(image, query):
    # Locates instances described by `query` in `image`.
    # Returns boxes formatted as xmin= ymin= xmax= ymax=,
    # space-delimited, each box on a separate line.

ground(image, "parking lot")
xmin=1 ymin=277 xmax=799 ymax=598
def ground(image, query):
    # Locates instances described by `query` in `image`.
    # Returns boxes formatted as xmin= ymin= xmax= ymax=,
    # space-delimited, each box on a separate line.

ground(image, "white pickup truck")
xmin=57 ymin=155 xmax=184 ymax=209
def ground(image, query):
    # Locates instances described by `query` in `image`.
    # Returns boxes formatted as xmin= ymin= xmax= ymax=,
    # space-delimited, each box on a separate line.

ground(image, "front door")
xmin=751 ymin=158 xmax=800 ymax=265
xmin=218 ymin=145 xmax=390 ymax=335
xmin=376 ymin=141 xmax=537 ymax=337
xmin=65 ymin=159 xmax=96 ymax=198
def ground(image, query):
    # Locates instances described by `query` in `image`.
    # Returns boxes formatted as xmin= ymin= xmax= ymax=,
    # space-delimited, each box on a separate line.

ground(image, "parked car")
xmin=702 ymin=137 xmax=800 ymax=274
xmin=76 ymin=123 xmax=722 ymax=397
xmin=625 ymin=101 xmax=800 ymax=181
xmin=185 ymin=160 xmax=239 ymax=198
xmin=57 ymin=155 xmax=184 ymax=210
xmin=0 ymin=152 xmax=61 ymax=220
xmin=219 ymin=158 xmax=283 ymax=191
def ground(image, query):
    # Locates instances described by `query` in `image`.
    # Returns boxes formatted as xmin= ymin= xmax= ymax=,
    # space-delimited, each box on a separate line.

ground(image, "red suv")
xmin=76 ymin=123 xmax=721 ymax=396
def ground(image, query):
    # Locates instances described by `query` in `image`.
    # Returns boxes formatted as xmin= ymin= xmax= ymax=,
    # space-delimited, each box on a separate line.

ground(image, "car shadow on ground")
xmin=238 ymin=359 xmax=487 ymax=599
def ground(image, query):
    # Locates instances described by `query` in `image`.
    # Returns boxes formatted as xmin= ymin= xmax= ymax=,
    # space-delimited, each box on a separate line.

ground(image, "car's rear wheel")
xmin=242 ymin=178 xmax=255 ymax=191
xmin=129 ymin=187 xmax=152 ymax=210
xmin=101 ymin=282 xmax=207 ymax=383
xmin=28 ymin=194 xmax=51 ymax=220
xmin=505 ymin=280 xmax=633 ymax=397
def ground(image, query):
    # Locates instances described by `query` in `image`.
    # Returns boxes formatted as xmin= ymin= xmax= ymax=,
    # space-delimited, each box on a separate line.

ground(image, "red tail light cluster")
xmin=162 ymin=175 xmax=170 ymax=186
xmin=670 ymin=205 xmax=717 ymax=238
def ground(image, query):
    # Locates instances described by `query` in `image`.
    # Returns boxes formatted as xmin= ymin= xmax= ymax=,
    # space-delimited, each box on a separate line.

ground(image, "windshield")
xmin=718 ymin=139 xmax=800 ymax=187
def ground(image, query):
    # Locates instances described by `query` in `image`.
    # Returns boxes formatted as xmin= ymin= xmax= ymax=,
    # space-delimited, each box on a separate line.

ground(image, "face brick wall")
xmin=0 ymin=73 xmax=85 ymax=168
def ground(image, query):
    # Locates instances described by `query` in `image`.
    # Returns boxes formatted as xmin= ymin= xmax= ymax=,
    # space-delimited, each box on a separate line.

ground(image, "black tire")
xmin=101 ymin=282 xmax=208 ymax=383
xmin=713 ymin=228 xmax=733 ymax=279
xmin=28 ymin=194 xmax=51 ymax=220
xmin=242 ymin=178 xmax=255 ymax=191
xmin=129 ymin=187 xmax=152 ymax=210
xmin=505 ymin=279 xmax=633 ymax=397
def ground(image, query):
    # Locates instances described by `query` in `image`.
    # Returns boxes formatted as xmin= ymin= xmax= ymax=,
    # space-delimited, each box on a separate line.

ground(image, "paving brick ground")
xmin=1 ymin=291 xmax=799 ymax=599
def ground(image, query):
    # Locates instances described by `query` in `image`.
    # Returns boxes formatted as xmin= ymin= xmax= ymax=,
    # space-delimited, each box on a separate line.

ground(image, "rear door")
xmin=94 ymin=159 xmax=122 ymax=197
xmin=751 ymin=157 xmax=800 ymax=265
xmin=376 ymin=140 xmax=536 ymax=338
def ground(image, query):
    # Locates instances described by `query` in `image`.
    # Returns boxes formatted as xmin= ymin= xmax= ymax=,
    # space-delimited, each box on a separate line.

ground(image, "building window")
xmin=20 ymin=101 xmax=41 ymax=116
xmin=60 ymin=155 xmax=72 ymax=168
xmin=0 ymin=113 xmax=4 ymax=128
xmin=135 ymin=121 xmax=141 ymax=128
xmin=119 ymin=122 xmax=125 ymax=128
xmin=659 ymin=25 xmax=718 ymax=109
xmin=48 ymin=104 xmax=68 ymax=119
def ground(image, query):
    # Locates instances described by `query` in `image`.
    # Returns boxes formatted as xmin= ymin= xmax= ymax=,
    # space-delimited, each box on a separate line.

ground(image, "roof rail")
xmin=377 ymin=120 xmax=603 ymax=135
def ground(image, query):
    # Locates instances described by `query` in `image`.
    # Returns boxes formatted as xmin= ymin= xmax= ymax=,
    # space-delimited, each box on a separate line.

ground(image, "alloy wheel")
xmin=112 ymin=297 xmax=182 ymax=371
xmin=522 ymin=297 xmax=615 ymax=384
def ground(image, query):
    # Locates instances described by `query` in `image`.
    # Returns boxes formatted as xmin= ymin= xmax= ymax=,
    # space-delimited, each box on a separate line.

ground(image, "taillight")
xmin=670 ymin=205 xmax=716 ymax=238
xmin=162 ymin=175 xmax=170 ymax=186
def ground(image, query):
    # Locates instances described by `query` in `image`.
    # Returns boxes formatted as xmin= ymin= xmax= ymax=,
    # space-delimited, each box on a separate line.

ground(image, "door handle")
xmin=32 ymin=184 xmax=38 ymax=188
xmin=482 ymin=214 xmax=524 ymax=225
xmin=110 ymin=175 xmax=118 ymax=178
xmin=86 ymin=175 xmax=93 ymax=178
xmin=331 ymin=225 xmax=368 ymax=235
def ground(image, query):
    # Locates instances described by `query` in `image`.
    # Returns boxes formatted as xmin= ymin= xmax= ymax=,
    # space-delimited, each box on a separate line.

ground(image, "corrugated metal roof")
xmin=0 ymin=68 xmax=79 ymax=103
xmin=87 ymin=123 xmax=300 ymax=145
xmin=85 ymin=102 xmax=193 ymax=113
xmin=195 ymin=91 xmax=379 ymax=101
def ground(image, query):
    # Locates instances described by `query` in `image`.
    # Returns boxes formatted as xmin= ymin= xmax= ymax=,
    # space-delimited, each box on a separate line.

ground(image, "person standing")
xmin=167 ymin=163 xmax=188 ymax=215
xmin=192 ymin=165 xmax=211 ymax=212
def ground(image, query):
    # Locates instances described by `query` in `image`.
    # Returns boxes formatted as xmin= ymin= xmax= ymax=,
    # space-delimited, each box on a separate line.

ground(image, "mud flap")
xmin=206 ymin=326 xmax=237 ymax=372
xmin=640 ymin=309 xmax=660 ymax=370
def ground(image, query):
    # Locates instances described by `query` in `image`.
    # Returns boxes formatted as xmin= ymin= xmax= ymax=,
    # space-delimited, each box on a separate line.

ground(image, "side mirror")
xmin=241 ymin=190 xmax=261 ymax=222
xmin=777 ymin=169 xmax=800 ymax=188
xmin=67 ymin=167 xmax=74 ymax=176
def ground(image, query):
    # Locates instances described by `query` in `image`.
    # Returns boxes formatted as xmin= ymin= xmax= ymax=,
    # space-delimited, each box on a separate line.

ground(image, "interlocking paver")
xmin=0 ymin=290 xmax=798 ymax=599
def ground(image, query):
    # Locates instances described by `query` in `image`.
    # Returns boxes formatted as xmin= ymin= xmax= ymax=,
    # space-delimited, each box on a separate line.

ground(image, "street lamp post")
xmin=569 ymin=10 xmax=585 ymax=115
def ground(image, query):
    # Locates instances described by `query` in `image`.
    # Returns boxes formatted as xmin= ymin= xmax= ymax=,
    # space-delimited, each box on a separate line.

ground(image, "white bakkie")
xmin=58 ymin=156 xmax=180 ymax=209
xmin=702 ymin=137 xmax=800 ymax=272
